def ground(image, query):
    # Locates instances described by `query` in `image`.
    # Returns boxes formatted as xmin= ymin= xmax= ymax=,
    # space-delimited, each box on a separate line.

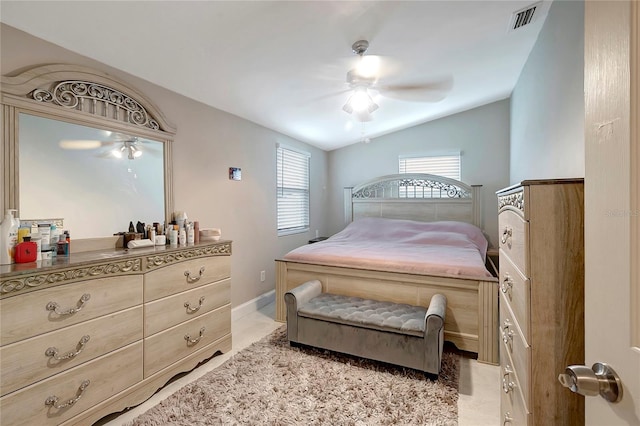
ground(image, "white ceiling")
xmin=0 ymin=1 xmax=550 ymax=151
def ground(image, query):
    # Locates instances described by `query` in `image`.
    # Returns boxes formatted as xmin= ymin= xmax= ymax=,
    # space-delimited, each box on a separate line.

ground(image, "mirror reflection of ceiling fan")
xmin=341 ymin=40 xmax=453 ymax=122
xmin=59 ymin=133 xmax=158 ymax=160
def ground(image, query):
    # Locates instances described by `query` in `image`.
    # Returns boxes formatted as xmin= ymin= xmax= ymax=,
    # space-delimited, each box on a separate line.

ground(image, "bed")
xmin=275 ymin=173 xmax=499 ymax=364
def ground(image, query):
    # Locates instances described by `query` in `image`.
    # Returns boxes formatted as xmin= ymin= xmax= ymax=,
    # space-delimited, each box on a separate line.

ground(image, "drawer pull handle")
xmin=184 ymin=267 xmax=205 ymax=283
xmin=45 ymin=335 xmax=91 ymax=361
xmin=45 ymin=380 xmax=90 ymax=409
xmin=46 ymin=294 xmax=91 ymax=316
xmin=503 ymin=364 xmax=516 ymax=393
xmin=501 ymin=274 xmax=513 ymax=296
xmin=502 ymin=319 xmax=515 ymax=345
xmin=184 ymin=296 xmax=206 ymax=313
xmin=501 ymin=226 xmax=513 ymax=245
xmin=503 ymin=377 xmax=517 ymax=393
xmin=503 ymin=374 xmax=517 ymax=394
xmin=503 ymin=412 xmax=513 ymax=425
xmin=184 ymin=326 xmax=206 ymax=345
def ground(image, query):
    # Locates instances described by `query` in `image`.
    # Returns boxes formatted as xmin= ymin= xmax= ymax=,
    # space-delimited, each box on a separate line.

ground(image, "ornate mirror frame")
xmin=1 ymin=64 xmax=175 ymax=243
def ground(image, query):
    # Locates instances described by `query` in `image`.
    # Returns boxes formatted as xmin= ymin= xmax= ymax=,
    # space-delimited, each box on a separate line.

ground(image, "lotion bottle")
xmin=0 ymin=209 xmax=19 ymax=264
xmin=187 ymin=222 xmax=194 ymax=245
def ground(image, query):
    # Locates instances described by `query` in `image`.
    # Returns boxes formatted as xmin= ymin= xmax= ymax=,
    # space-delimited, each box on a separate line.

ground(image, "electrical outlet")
xmin=260 ymin=270 xmax=266 ymax=282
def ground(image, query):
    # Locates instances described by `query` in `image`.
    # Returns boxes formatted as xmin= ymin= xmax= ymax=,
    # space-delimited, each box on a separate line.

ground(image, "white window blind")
xmin=277 ymin=144 xmax=310 ymax=235
xmin=398 ymin=154 xmax=461 ymax=180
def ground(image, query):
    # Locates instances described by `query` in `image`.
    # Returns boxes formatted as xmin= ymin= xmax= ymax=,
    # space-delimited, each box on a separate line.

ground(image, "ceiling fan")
xmin=341 ymin=40 xmax=453 ymax=122
xmin=59 ymin=133 xmax=158 ymax=160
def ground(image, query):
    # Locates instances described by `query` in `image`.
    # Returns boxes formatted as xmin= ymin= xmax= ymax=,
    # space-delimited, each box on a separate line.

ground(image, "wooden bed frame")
xmin=275 ymin=173 xmax=499 ymax=364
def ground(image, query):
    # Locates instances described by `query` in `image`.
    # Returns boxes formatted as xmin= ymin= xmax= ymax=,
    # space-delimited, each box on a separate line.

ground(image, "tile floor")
xmin=97 ymin=302 xmax=500 ymax=425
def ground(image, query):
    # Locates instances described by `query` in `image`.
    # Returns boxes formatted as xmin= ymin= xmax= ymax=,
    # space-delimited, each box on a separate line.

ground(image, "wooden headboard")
xmin=344 ymin=173 xmax=482 ymax=227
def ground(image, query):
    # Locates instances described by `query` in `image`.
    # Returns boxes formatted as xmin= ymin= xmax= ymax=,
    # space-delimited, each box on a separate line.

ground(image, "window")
xmin=398 ymin=153 xmax=461 ymax=198
xmin=398 ymin=154 xmax=461 ymax=180
xmin=277 ymin=144 xmax=310 ymax=235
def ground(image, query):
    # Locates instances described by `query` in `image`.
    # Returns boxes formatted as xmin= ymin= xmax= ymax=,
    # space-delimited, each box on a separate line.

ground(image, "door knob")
xmin=558 ymin=362 xmax=622 ymax=403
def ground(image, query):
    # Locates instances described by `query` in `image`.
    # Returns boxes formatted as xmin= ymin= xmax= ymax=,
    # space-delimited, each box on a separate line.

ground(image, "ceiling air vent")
xmin=509 ymin=2 xmax=541 ymax=31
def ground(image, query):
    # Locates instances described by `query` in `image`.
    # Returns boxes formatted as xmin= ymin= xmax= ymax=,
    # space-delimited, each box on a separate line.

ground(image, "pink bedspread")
xmin=283 ymin=217 xmax=493 ymax=279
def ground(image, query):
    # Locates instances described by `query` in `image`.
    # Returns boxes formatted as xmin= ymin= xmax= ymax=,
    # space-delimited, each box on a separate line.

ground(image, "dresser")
xmin=0 ymin=241 xmax=232 ymax=426
xmin=496 ymin=179 xmax=584 ymax=426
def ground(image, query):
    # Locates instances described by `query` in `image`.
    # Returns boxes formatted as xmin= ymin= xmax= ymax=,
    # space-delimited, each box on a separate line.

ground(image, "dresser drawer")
xmin=1 ymin=306 xmax=142 ymax=396
xmin=0 ymin=341 xmax=142 ymax=426
xmin=500 ymin=361 xmax=530 ymax=426
xmin=144 ymin=304 xmax=231 ymax=377
xmin=144 ymin=256 xmax=230 ymax=302
xmin=0 ymin=275 xmax=143 ymax=346
xmin=499 ymin=254 xmax=531 ymax=342
xmin=500 ymin=293 xmax=531 ymax=408
xmin=498 ymin=210 xmax=529 ymax=276
xmin=144 ymin=278 xmax=230 ymax=337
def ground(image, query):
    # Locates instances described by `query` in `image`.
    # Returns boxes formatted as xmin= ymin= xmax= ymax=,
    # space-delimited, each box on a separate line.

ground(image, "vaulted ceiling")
xmin=0 ymin=1 xmax=550 ymax=150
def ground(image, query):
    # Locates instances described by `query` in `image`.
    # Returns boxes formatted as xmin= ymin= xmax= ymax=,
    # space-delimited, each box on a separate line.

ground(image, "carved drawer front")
xmin=498 ymin=210 xmax=529 ymax=276
xmin=0 ymin=275 xmax=143 ymax=346
xmin=500 ymin=293 xmax=531 ymax=409
xmin=144 ymin=256 xmax=230 ymax=302
xmin=499 ymin=255 xmax=531 ymax=342
xmin=0 ymin=306 xmax=142 ymax=396
xmin=144 ymin=278 xmax=230 ymax=337
xmin=500 ymin=360 xmax=531 ymax=426
xmin=143 ymin=304 xmax=231 ymax=377
xmin=0 ymin=341 xmax=142 ymax=426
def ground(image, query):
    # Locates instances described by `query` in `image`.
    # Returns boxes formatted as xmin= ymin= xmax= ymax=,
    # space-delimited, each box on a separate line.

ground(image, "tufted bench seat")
xmin=284 ymin=280 xmax=447 ymax=375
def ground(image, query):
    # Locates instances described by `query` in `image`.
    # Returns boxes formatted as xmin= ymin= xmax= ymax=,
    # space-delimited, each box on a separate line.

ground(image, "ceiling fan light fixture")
xmin=343 ymin=86 xmax=379 ymax=119
xmin=126 ymin=144 xmax=142 ymax=160
xmin=112 ymin=147 xmax=124 ymax=158
xmin=355 ymin=56 xmax=380 ymax=78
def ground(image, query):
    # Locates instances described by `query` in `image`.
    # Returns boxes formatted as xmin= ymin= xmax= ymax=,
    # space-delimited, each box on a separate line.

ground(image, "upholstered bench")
xmin=284 ymin=280 xmax=447 ymax=375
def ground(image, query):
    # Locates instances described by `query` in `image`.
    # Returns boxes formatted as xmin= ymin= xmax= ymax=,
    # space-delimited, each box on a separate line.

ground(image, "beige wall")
xmin=1 ymin=24 xmax=329 ymax=308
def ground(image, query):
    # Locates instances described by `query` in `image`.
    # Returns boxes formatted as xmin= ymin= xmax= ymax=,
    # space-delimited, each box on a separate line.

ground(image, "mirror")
xmin=19 ymin=113 xmax=165 ymax=239
xmin=1 ymin=64 xmax=176 ymax=245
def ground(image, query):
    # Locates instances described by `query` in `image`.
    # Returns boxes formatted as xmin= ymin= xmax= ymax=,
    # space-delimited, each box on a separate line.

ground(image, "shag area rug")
xmin=128 ymin=326 xmax=459 ymax=425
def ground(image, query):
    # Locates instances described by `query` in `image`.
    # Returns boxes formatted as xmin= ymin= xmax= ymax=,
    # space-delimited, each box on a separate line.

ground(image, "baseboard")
xmin=231 ymin=289 xmax=275 ymax=322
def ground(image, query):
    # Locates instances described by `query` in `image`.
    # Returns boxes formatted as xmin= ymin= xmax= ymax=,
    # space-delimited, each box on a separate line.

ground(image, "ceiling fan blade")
xmin=298 ymin=89 xmax=351 ymax=106
xmin=377 ymin=78 xmax=453 ymax=102
xmin=95 ymin=153 xmax=111 ymax=160
xmin=59 ymin=139 xmax=112 ymax=150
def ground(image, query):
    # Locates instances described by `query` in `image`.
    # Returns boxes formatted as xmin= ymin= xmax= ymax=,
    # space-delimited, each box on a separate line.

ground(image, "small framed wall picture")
xmin=229 ymin=167 xmax=242 ymax=181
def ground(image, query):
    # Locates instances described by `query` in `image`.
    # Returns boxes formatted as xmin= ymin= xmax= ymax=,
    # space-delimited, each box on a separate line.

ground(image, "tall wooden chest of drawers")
xmin=496 ymin=179 xmax=584 ymax=426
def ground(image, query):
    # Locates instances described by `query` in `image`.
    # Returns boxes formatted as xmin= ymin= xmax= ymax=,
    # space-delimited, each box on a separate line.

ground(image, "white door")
xmin=584 ymin=1 xmax=640 ymax=425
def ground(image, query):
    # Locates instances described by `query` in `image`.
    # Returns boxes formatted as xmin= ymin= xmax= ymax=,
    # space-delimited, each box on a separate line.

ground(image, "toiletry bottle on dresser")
xmin=31 ymin=233 xmax=42 ymax=261
xmin=38 ymin=223 xmax=51 ymax=251
xmin=15 ymin=236 xmax=37 ymax=263
xmin=187 ymin=222 xmax=194 ymax=245
xmin=50 ymin=225 xmax=60 ymax=257
xmin=170 ymin=225 xmax=178 ymax=246
xmin=17 ymin=225 xmax=30 ymax=244
xmin=0 ymin=209 xmax=19 ymax=264
xmin=64 ymin=231 xmax=70 ymax=255
xmin=57 ymin=234 xmax=68 ymax=256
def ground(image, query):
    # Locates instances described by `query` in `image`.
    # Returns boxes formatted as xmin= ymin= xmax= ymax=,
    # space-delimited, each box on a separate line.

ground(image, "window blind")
xmin=398 ymin=154 xmax=461 ymax=180
xmin=277 ymin=145 xmax=310 ymax=235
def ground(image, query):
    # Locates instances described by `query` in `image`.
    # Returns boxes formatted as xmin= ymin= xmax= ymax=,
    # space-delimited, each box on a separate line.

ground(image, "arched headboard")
xmin=344 ymin=173 xmax=482 ymax=227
